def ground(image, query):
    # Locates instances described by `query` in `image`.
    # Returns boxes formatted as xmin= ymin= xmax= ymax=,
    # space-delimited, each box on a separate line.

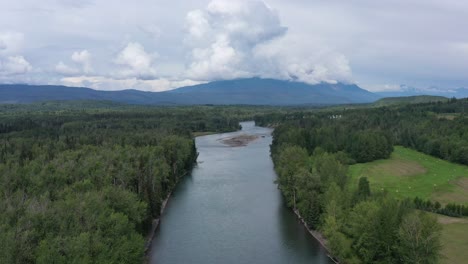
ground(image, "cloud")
xmin=114 ymin=42 xmax=157 ymax=79
xmin=184 ymin=0 xmax=352 ymax=85
xmin=2 ymin=0 xmax=468 ymax=90
xmin=55 ymin=50 xmax=92 ymax=75
xmin=138 ymin=24 xmax=162 ymax=39
xmin=0 ymin=32 xmax=24 ymax=55
xmin=185 ymin=0 xmax=287 ymax=81
xmin=0 ymin=32 xmax=33 ymax=78
xmin=188 ymin=35 xmax=250 ymax=80
xmin=55 ymin=61 xmax=80 ymax=75
xmin=362 ymin=84 xmax=402 ymax=92
xmin=57 ymin=0 xmax=94 ymax=8
xmin=71 ymin=50 xmax=92 ymax=73
xmin=61 ymin=75 xmax=201 ymax=91
xmin=186 ymin=10 xmax=210 ymax=39
xmin=0 ymin=56 xmax=32 ymax=76
xmin=253 ymin=36 xmax=353 ymax=84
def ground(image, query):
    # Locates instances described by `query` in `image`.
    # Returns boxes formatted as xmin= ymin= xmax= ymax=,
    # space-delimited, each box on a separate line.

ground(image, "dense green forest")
xmin=1 ymin=99 xmax=466 ymax=263
xmin=257 ymin=98 xmax=468 ymax=165
xmin=0 ymin=104 xmax=245 ymax=263
xmin=372 ymin=95 xmax=448 ymax=107
xmin=257 ymin=99 xmax=467 ymax=263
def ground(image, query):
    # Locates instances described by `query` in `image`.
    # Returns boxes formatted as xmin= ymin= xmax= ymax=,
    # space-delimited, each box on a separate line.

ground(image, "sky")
xmin=0 ymin=0 xmax=467 ymax=92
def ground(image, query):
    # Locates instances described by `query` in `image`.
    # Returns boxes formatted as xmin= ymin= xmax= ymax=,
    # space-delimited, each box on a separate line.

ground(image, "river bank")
xmin=149 ymin=121 xmax=332 ymax=264
xmin=293 ymin=209 xmax=339 ymax=264
xmin=144 ymin=191 xmax=172 ymax=260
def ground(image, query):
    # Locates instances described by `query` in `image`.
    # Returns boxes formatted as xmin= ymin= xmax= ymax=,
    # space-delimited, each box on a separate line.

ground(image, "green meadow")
xmin=349 ymin=146 xmax=468 ymax=205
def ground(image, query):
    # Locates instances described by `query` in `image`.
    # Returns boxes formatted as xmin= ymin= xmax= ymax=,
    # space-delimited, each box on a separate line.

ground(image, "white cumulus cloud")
xmin=2 ymin=0 xmax=468 ymax=90
xmin=184 ymin=0 xmax=352 ymax=85
xmin=55 ymin=61 xmax=80 ymax=75
xmin=253 ymin=36 xmax=353 ymax=84
xmin=71 ymin=50 xmax=92 ymax=73
xmin=185 ymin=0 xmax=287 ymax=81
xmin=114 ymin=42 xmax=157 ymax=79
xmin=0 ymin=55 xmax=32 ymax=76
xmin=0 ymin=32 xmax=32 ymax=77
xmin=55 ymin=50 xmax=93 ymax=75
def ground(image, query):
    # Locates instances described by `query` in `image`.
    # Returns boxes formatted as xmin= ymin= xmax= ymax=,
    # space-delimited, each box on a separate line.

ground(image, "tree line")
xmin=413 ymin=197 xmax=468 ymax=217
xmin=0 ymin=104 xmax=243 ymax=263
xmin=272 ymin=143 xmax=442 ymax=264
xmin=258 ymin=100 xmax=468 ymax=263
xmin=257 ymin=98 xmax=468 ymax=165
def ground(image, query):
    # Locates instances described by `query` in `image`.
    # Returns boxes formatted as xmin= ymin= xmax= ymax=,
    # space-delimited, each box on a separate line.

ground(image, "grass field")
xmin=349 ymin=146 xmax=468 ymax=205
xmin=437 ymin=214 xmax=468 ymax=264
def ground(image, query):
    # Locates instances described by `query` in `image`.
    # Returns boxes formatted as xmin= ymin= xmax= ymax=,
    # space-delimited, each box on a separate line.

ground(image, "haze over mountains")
xmin=376 ymin=85 xmax=468 ymax=99
xmin=0 ymin=78 xmax=381 ymax=105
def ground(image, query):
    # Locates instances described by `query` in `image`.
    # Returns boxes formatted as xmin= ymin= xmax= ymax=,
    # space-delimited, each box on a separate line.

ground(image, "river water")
xmin=149 ymin=121 xmax=331 ymax=264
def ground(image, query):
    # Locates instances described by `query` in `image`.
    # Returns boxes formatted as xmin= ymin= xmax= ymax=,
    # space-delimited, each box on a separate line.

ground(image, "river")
xmin=149 ymin=121 xmax=332 ymax=264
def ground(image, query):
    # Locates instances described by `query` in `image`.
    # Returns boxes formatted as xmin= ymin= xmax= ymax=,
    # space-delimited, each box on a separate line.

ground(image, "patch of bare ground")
xmin=437 ymin=113 xmax=459 ymax=120
xmin=433 ymin=178 xmax=468 ymax=205
xmin=373 ymin=159 xmax=427 ymax=177
xmin=455 ymin=177 xmax=468 ymax=190
xmin=437 ymin=214 xmax=468 ymax=225
xmin=220 ymin=134 xmax=259 ymax=147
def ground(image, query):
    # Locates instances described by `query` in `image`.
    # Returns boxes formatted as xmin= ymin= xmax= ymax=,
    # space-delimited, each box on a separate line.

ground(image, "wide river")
xmin=149 ymin=121 xmax=332 ymax=264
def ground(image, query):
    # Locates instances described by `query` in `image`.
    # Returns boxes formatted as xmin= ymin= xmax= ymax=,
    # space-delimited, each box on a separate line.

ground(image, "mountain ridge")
xmin=0 ymin=78 xmax=380 ymax=105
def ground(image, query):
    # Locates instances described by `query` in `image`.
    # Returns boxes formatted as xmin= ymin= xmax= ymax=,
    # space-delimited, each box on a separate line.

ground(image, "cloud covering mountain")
xmin=0 ymin=0 xmax=467 ymax=92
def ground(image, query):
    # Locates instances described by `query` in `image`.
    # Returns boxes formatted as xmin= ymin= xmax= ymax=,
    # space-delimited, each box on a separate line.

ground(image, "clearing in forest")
xmin=349 ymin=146 xmax=468 ymax=204
xmin=436 ymin=214 xmax=468 ymax=264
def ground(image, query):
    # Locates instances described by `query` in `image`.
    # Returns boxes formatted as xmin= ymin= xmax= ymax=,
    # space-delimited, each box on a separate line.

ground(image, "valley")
xmin=2 ymin=1 xmax=467 ymax=263
xmin=0 ymin=98 xmax=466 ymax=263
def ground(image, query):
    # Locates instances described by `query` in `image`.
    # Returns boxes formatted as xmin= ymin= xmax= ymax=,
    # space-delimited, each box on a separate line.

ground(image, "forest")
xmin=0 ymin=104 xmax=245 ymax=263
xmin=1 ymin=99 xmax=466 ymax=263
xmin=257 ymin=98 xmax=467 ymax=263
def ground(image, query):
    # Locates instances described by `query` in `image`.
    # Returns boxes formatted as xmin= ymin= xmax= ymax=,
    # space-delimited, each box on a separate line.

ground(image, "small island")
xmin=220 ymin=134 xmax=259 ymax=147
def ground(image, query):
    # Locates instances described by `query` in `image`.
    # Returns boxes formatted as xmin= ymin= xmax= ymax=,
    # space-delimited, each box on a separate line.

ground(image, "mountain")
xmin=376 ymin=85 xmax=468 ymax=99
xmin=0 ymin=78 xmax=380 ymax=105
xmin=166 ymin=78 xmax=380 ymax=105
xmin=373 ymin=95 xmax=448 ymax=107
xmin=0 ymin=85 xmax=164 ymax=105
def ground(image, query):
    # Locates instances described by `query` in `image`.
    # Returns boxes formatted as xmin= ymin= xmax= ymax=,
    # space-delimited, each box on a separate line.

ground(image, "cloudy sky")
xmin=0 ymin=0 xmax=467 ymax=92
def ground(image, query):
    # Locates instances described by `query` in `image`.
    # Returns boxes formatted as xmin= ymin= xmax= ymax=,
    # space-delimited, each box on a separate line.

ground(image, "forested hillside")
xmin=372 ymin=95 xmax=448 ymax=106
xmin=0 ymin=105 xmax=242 ymax=263
xmin=257 ymin=98 xmax=468 ymax=263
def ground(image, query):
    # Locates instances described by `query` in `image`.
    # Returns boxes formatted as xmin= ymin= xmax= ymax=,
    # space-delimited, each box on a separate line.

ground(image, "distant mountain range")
xmin=376 ymin=85 xmax=468 ymax=99
xmin=0 ymin=78 xmax=380 ymax=105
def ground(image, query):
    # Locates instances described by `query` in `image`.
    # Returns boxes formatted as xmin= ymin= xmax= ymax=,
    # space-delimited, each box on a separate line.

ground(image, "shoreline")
xmin=145 ymin=126 xmax=336 ymax=263
xmin=144 ymin=129 xmax=243 ymax=262
xmin=144 ymin=191 xmax=172 ymax=261
xmin=292 ymin=209 xmax=339 ymax=264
